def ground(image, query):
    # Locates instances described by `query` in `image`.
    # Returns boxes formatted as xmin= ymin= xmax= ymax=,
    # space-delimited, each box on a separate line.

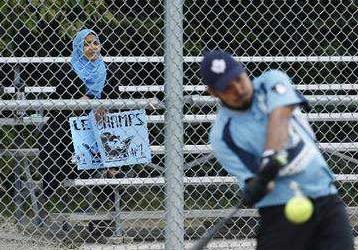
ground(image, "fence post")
xmin=164 ymin=0 xmax=184 ymax=249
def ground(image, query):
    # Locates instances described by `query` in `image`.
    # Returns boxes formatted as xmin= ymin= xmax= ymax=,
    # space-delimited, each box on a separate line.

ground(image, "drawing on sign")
xmin=82 ymin=142 xmax=101 ymax=163
xmin=100 ymin=132 xmax=134 ymax=160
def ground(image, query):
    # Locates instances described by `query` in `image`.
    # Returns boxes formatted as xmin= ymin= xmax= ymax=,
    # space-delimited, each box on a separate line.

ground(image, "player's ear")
xmin=207 ymin=86 xmax=219 ymax=97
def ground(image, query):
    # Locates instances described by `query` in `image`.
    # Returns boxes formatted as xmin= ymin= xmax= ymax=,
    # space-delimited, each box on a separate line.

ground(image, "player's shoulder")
xmin=258 ymin=69 xmax=290 ymax=80
xmin=255 ymin=69 xmax=292 ymax=87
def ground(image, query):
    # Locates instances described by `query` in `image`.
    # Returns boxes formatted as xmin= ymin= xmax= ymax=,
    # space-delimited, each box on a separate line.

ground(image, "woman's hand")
xmin=78 ymin=95 xmax=107 ymax=122
xmin=80 ymin=95 xmax=90 ymax=100
xmin=95 ymin=108 xmax=107 ymax=122
xmin=74 ymin=95 xmax=91 ymax=115
xmin=106 ymin=168 xmax=120 ymax=178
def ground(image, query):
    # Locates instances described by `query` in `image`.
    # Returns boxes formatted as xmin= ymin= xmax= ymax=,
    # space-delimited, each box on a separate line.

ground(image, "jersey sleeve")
xmin=210 ymin=132 xmax=254 ymax=188
xmin=262 ymin=70 xmax=307 ymax=113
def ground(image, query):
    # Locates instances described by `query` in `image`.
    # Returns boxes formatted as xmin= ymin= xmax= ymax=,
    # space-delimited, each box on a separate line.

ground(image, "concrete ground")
xmin=83 ymin=238 xmax=358 ymax=250
xmin=84 ymin=239 xmax=256 ymax=250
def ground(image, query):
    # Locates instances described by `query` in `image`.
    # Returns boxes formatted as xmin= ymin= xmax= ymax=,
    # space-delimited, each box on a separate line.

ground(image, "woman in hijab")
xmin=40 ymin=29 xmax=108 ymax=212
xmin=71 ymin=29 xmax=106 ymax=101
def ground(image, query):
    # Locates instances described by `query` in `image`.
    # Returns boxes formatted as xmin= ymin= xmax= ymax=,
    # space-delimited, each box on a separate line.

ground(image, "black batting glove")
xmin=242 ymin=176 xmax=270 ymax=207
xmin=242 ymin=150 xmax=288 ymax=207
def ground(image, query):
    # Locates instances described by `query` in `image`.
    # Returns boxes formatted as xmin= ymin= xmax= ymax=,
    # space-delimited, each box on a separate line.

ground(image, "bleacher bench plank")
xmin=118 ymin=84 xmax=358 ymax=92
xmin=147 ymin=113 xmax=358 ymax=123
xmin=2 ymin=55 xmax=358 ymax=63
xmin=0 ymin=114 xmax=355 ymax=126
xmin=63 ymin=175 xmax=358 ymax=187
xmin=3 ymin=86 xmax=56 ymax=93
xmin=148 ymin=143 xmax=358 ymax=155
xmin=0 ymin=116 xmax=49 ymax=125
xmin=0 ymin=98 xmax=163 ymax=111
xmin=186 ymin=95 xmax=358 ymax=106
xmin=53 ymin=206 xmax=358 ymax=222
xmin=52 ymin=209 xmax=258 ymax=222
xmin=0 ymin=148 xmax=40 ymax=157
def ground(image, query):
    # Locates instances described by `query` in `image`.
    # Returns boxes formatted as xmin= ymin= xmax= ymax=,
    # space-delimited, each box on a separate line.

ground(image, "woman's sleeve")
xmin=57 ymin=64 xmax=87 ymax=99
xmin=101 ymin=77 xmax=115 ymax=99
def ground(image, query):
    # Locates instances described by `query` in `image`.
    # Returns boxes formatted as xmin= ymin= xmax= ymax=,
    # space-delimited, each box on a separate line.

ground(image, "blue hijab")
xmin=70 ymin=29 xmax=106 ymax=99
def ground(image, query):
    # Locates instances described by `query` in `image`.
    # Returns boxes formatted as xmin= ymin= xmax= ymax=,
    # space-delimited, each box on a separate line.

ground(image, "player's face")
xmin=83 ymin=34 xmax=101 ymax=61
xmin=210 ymin=73 xmax=253 ymax=110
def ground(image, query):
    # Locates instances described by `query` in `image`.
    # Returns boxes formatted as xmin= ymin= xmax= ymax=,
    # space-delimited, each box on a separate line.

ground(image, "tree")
xmin=0 ymin=0 xmax=164 ymax=56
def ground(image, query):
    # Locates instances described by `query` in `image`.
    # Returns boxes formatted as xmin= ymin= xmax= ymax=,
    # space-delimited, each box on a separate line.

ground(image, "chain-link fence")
xmin=0 ymin=1 xmax=358 ymax=249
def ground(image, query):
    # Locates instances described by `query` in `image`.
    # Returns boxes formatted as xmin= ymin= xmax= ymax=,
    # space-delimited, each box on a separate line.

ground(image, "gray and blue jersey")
xmin=210 ymin=70 xmax=337 ymax=207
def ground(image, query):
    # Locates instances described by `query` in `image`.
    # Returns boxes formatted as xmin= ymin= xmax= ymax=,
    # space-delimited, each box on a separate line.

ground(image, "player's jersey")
xmin=210 ymin=70 xmax=337 ymax=207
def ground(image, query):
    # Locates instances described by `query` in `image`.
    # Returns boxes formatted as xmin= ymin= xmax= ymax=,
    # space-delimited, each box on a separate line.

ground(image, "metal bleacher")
xmin=1 ymin=56 xmax=358 ymax=244
xmin=60 ymin=82 xmax=358 ymax=240
xmin=0 ymin=82 xmax=54 ymax=228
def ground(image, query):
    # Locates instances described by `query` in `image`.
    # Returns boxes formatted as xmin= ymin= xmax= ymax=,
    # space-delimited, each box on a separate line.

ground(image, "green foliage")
xmin=0 ymin=0 xmax=166 ymax=56
xmin=0 ymin=1 xmax=357 ymax=57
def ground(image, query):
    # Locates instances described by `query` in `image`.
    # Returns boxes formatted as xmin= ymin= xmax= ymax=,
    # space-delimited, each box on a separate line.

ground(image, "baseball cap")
xmin=200 ymin=50 xmax=246 ymax=91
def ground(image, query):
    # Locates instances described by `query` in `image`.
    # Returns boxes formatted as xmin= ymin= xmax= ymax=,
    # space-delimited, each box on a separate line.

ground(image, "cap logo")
xmin=210 ymin=59 xmax=226 ymax=74
xmin=272 ymin=83 xmax=287 ymax=94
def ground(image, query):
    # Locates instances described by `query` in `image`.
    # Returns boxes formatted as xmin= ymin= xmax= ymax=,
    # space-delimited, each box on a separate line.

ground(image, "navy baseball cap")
xmin=200 ymin=50 xmax=246 ymax=91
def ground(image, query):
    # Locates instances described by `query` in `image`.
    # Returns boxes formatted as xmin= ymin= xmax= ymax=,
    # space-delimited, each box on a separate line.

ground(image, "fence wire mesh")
xmin=0 ymin=1 xmax=357 ymax=249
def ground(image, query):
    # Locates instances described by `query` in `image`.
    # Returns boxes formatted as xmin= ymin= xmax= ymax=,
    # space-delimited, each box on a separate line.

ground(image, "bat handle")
xmin=191 ymin=207 xmax=239 ymax=250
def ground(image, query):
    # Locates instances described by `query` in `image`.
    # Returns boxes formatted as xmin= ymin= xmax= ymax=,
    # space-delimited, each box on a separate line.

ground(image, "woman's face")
xmin=83 ymin=34 xmax=101 ymax=61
